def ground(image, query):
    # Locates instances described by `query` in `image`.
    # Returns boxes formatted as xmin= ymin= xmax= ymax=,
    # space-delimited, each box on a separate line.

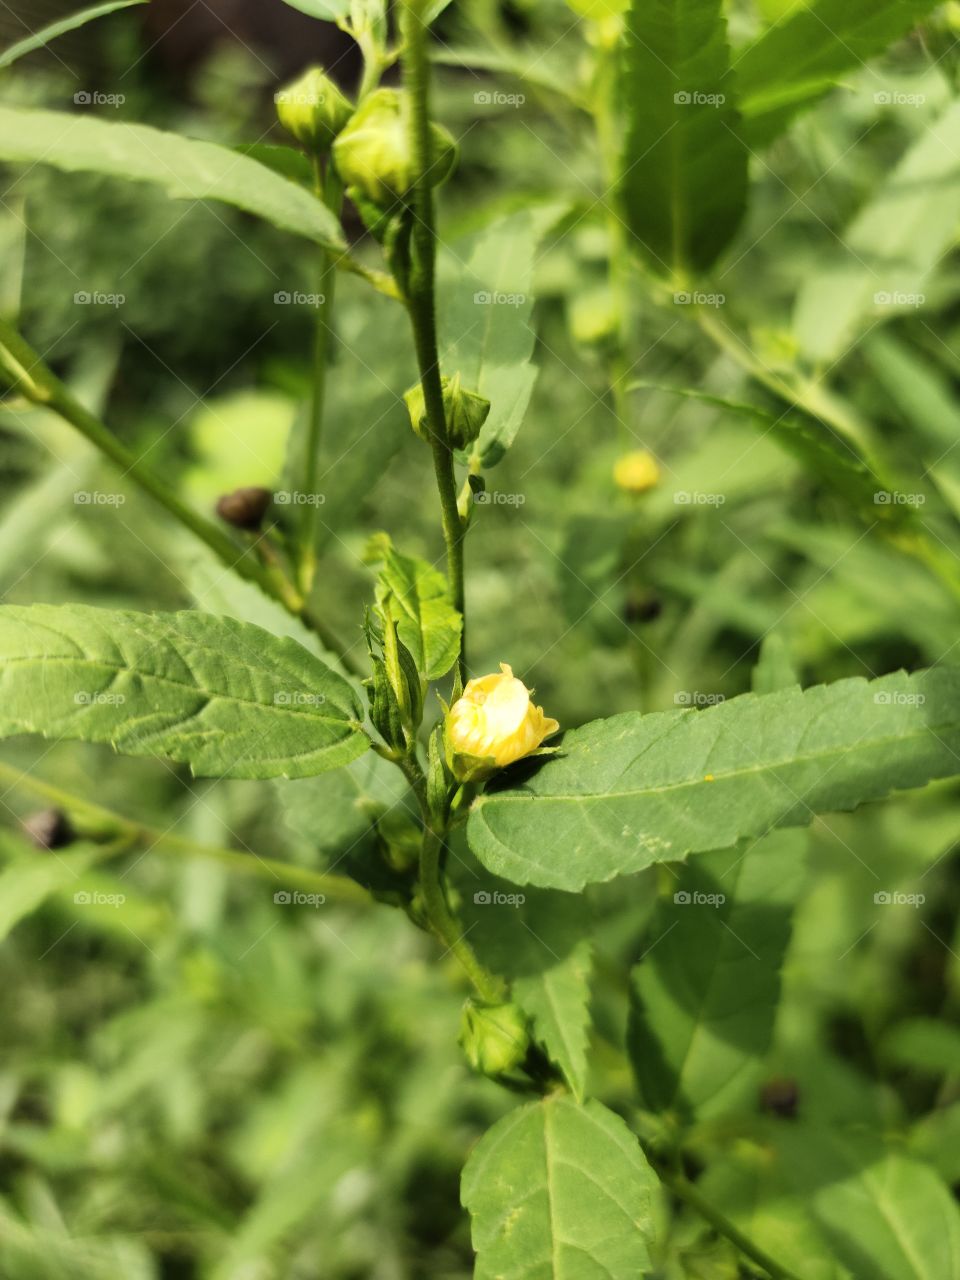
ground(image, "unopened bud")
xmin=332 ymin=88 xmax=457 ymax=208
xmin=759 ymin=1077 xmax=800 ymax=1119
xmin=215 ymin=486 xmax=272 ymax=531
xmin=459 ymin=1000 xmax=530 ymax=1077
xmin=404 ymin=373 xmax=490 ymax=448
xmin=613 ymin=449 xmax=660 ymax=495
xmin=22 ymin=808 xmax=74 ymax=850
xmin=275 ymin=67 xmax=353 ymax=153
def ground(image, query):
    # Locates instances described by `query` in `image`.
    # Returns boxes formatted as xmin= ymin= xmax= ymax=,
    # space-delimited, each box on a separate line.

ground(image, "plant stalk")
xmin=0 ymin=761 xmax=371 ymax=905
xmin=0 ymin=317 xmax=364 ymax=676
xmin=399 ymin=0 xmax=468 ymax=683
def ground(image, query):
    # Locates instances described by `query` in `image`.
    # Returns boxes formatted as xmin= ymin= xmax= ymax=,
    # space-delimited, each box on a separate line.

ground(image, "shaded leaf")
xmin=0 ymin=0 xmax=145 ymax=69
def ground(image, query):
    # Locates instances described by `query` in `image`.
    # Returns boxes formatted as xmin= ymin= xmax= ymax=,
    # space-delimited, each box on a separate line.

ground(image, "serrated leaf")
xmin=735 ymin=0 xmax=942 ymax=146
xmin=0 ymin=0 xmax=145 ymax=69
xmin=468 ymin=667 xmax=960 ymax=890
xmin=0 ymin=107 xmax=345 ymax=252
xmin=438 ymin=206 xmax=562 ymax=468
xmin=620 ymin=0 xmax=748 ymax=275
xmin=457 ymin=859 xmax=593 ymax=1098
xmin=793 ymin=101 xmax=960 ymax=361
xmin=461 ymin=1096 xmax=657 ymax=1278
xmin=629 ymin=828 xmax=806 ymax=1119
xmin=0 ymin=604 xmax=368 ymax=780
xmin=365 ymin=533 xmax=461 ymax=679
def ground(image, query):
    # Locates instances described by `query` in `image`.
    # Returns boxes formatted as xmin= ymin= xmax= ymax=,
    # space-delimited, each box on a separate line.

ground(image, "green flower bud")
xmin=275 ymin=67 xmax=354 ymax=153
xmin=460 ymin=1000 xmax=530 ymax=1077
xmin=403 ymin=373 xmax=490 ymax=448
xmin=332 ymin=87 xmax=458 ymax=209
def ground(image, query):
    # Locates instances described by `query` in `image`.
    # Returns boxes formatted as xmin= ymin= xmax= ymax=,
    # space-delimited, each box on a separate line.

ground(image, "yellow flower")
xmin=446 ymin=664 xmax=559 ymax=779
xmin=613 ymin=449 xmax=660 ymax=494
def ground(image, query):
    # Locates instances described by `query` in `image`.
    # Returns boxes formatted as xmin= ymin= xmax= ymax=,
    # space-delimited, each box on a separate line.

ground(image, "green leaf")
xmin=631 ymin=381 xmax=895 ymax=520
xmin=0 ymin=835 xmax=98 ymax=941
xmin=0 ymin=604 xmax=368 ymax=780
xmin=735 ymin=0 xmax=943 ymax=146
xmin=793 ymin=101 xmax=960 ymax=361
xmin=628 ymin=829 xmax=806 ymax=1119
xmin=457 ymin=857 xmax=593 ymax=1099
xmin=461 ymin=1096 xmax=657 ymax=1278
xmin=364 ymin=533 xmax=461 ymax=679
xmin=0 ymin=0 xmax=145 ymax=69
xmin=468 ymin=667 xmax=960 ymax=891
xmin=620 ymin=0 xmax=748 ymax=275
xmin=0 ymin=108 xmax=345 ymax=252
xmin=766 ymin=1125 xmax=960 ymax=1280
xmin=438 ymin=205 xmax=562 ymax=468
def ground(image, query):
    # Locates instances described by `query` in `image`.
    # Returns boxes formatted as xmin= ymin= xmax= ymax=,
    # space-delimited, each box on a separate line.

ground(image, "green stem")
xmin=419 ymin=823 xmax=506 ymax=1001
xmin=656 ymin=1164 xmax=801 ymax=1280
xmin=298 ymin=160 xmax=343 ymax=596
xmin=0 ymin=317 xmax=364 ymax=677
xmin=399 ymin=0 xmax=468 ymax=683
xmin=0 ymin=761 xmax=371 ymax=905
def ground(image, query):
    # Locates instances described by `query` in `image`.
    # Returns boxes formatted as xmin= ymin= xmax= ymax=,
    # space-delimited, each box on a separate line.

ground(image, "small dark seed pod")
xmin=22 ymin=808 xmax=74 ymax=850
xmin=759 ymin=1076 xmax=800 ymax=1119
xmin=215 ymin=486 xmax=272 ymax=531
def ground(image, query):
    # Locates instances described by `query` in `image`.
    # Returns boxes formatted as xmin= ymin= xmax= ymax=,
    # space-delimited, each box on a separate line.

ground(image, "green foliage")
xmin=365 ymin=532 xmax=462 ymax=678
xmin=461 ymin=1096 xmax=658 ymax=1277
xmin=736 ymin=0 xmax=944 ymax=144
xmin=620 ymin=0 xmax=748 ymax=274
xmin=468 ymin=668 xmax=960 ymax=890
xmin=0 ymin=605 xmax=368 ymax=779
xmin=0 ymin=0 xmax=146 ymax=68
xmin=0 ymin=108 xmax=345 ymax=251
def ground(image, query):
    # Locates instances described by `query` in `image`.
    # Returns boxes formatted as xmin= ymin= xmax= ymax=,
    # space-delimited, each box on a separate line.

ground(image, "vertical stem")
xmin=400 ymin=0 xmax=468 ymax=683
xmin=298 ymin=160 xmax=343 ymax=597
xmin=420 ymin=824 xmax=506 ymax=1002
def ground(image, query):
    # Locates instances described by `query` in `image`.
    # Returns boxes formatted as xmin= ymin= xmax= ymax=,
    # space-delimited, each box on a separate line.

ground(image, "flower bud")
xmin=332 ymin=88 xmax=458 ymax=208
xmin=613 ymin=449 xmax=660 ymax=495
xmin=446 ymin=663 xmax=559 ymax=782
xmin=404 ymin=373 xmax=490 ymax=449
xmin=22 ymin=808 xmax=74 ymax=850
xmin=215 ymin=486 xmax=272 ymax=531
xmin=459 ymin=1000 xmax=530 ymax=1077
xmin=275 ymin=67 xmax=354 ymax=153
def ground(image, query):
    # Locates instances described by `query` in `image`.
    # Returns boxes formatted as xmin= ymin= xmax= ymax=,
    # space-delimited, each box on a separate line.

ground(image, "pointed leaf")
xmin=0 ymin=107 xmax=345 ymax=252
xmin=0 ymin=0 xmax=145 ymax=69
xmin=462 ymin=1096 xmax=657 ymax=1278
xmin=0 ymin=604 xmax=368 ymax=780
xmin=468 ymin=667 xmax=960 ymax=890
xmin=365 ymin=533 xmax=461 ymax=678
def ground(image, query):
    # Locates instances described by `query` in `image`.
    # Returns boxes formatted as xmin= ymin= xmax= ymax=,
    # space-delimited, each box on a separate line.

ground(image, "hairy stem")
xmin=0 ymin=317 xmax=364 ymax=676
xmin=0 ymin=761 xmax=371 ymax=905
xmin=400 ymin=0 xmax=468 ymax=682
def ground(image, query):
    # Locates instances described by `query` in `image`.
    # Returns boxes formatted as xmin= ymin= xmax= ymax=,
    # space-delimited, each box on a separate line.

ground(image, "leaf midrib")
xmin=477 ymin=716 xmax=959 ymax=808
xmin=0 ymin=654 xmax=354 ymax=727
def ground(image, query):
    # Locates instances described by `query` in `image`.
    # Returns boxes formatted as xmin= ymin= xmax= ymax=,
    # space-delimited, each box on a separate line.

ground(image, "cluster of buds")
xmin=404 ymin=372 xmax=490 ymax=449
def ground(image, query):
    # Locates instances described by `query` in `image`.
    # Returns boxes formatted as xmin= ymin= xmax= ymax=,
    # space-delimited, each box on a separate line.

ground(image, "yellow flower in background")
xmin=446 ymin=664 xmax=559 ymax=779
xmin=613 ymin=449 xmax=661 ymax=495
